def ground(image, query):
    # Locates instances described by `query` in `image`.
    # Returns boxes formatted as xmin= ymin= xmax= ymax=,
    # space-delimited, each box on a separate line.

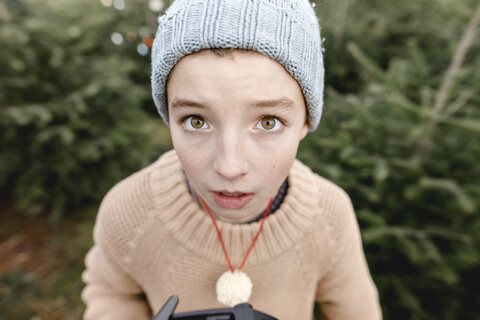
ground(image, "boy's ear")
xmin=300 ymin=122 xmax=309 ymax=140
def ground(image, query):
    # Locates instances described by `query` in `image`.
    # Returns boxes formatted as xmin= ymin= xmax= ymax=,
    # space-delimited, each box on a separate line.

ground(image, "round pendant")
xmin=216 ymin=270 xmax=253 ymax=307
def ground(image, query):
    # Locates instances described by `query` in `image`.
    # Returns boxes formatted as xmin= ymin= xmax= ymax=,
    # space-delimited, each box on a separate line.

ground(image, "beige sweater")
xmin=82 ymin=150 xmax=382 ymax=320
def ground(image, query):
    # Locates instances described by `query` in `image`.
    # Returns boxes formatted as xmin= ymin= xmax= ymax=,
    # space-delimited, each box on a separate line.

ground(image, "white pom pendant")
xmin=216 ymin=270 xmax=252 ymax=307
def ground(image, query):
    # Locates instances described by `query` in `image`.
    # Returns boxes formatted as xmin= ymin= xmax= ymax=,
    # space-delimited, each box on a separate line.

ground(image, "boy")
xmin=82 ymin=0 xmax=382 ymax=319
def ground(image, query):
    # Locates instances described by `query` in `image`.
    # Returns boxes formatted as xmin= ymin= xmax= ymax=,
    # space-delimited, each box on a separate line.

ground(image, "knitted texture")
xmin=82 ymin=150 xmax=382 ymax=320
xmin=151 ymin=0 xmax=324 ymax=131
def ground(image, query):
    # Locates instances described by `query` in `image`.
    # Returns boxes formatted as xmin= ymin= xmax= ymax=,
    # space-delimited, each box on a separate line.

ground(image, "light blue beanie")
xmin=151 ymin=0 xmax=324 ymax=131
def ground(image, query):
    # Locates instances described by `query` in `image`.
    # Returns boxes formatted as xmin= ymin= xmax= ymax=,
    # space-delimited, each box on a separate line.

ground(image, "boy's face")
xmin=167 ymin=50 xmax=309 ymax=223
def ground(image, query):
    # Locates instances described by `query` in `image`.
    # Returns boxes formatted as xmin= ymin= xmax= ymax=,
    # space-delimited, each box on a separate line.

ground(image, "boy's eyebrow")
xmin=248 ymin=97 xmax=295 ymax=110
xmin=170 ymin=98 xmax=206 ymax=110
xmin=171 ymin=97 xmax=296 ymax=110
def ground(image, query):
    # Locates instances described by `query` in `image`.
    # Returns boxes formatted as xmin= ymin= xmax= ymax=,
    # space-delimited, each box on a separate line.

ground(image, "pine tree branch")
xmin=0 ymin=1 xmax=12 ymax=22
xmin=433 ymin=0 xmax=480 ymax=115
xmin=415 ymin=1 xmax=480 ymax=159
xmin=444 ymin=89 xmax=474 ymax=117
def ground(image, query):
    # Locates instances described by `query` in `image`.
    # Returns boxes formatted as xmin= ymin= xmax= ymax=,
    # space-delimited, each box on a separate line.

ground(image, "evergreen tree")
xmin=0 ymin=0 xmax=166 ymax=222
xmin=303 ymin=0 xmax=480 ymax=318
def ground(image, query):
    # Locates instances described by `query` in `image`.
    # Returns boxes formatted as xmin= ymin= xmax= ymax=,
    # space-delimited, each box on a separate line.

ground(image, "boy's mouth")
xmin=219 ymin=192 xmax=244 ymax=197
xmin=212 ymin=191 xmax=254 ymax=209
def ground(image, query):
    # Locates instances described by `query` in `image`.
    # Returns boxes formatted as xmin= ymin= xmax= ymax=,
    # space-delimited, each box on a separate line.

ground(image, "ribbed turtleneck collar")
xmin=149 ymin=150 xmax=319 ymax=269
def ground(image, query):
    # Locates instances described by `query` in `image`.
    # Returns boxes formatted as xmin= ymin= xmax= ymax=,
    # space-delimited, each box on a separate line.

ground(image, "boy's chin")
xmin=214 ymin=211 xmax=260 ymax=224
xmin=212 ymin=201 xmax=271 ymax=224
xmin=195 ymin=189 xmax=275 ymax=223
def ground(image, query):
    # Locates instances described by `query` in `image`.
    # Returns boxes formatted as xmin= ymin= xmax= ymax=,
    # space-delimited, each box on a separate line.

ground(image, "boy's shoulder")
xmin=291 ymin=159 xmax=361 ymax=272
xmin=92 ymin=150 xmax=180 ymax=259
xmin=291 ymin=158 xmax=357 ymax=236
xmin=98 ymin=150 xmax=178 ymax=216
xmin=291 ymin=158 xmax=352 ymax=207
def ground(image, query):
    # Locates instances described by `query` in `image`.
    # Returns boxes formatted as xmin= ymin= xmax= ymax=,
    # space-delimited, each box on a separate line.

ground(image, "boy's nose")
xmin=213 ymin=134 xmax=249 ymax=180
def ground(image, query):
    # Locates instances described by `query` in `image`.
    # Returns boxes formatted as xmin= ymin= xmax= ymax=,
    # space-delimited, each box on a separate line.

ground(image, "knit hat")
xmin=151 ymin=0 xmax=324 ymax=131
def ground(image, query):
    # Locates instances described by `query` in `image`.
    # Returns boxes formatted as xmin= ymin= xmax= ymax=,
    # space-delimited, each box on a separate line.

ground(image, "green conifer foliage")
xmin=0 ymin=0 xmax=161 ymax=222
xmin=302 ymin=0 xmax=480 ymax=318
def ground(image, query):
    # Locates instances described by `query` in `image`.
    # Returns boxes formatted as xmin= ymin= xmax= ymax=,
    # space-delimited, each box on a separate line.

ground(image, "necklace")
xmin=199 ymin=196 xmax=273 ymax=307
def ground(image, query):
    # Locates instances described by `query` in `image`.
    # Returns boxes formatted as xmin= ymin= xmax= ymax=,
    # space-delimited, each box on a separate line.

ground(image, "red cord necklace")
xmin=199 ymin=196 xmax=273 ymax=307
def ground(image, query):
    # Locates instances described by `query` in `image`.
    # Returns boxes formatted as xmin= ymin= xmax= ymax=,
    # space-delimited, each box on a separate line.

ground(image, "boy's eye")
xmin=184 ymin=115 xmax=209 ymax=131
xmin=190 ymin=116 xmax=205 ymax=129
xmin=256 ymin=116 xmax=283 ymax=131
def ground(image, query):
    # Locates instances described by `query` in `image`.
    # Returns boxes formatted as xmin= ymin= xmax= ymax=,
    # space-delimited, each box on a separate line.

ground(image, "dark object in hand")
xmin=153 ymin=295 xmax=278 ymax=320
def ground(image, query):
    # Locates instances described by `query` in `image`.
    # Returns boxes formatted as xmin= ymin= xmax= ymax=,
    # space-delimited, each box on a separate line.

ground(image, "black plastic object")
xmin=152 ymin=295 xmax=278 ymax=320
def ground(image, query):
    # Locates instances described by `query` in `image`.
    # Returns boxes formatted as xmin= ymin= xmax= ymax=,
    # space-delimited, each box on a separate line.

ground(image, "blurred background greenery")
xmin=0 ymin=0 xmax=479 ymax=319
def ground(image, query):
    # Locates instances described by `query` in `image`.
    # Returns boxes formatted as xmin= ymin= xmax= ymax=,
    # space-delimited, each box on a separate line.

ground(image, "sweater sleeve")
xmin=82 ymin=244 xmax=151 ymax=320
xmin=315 ymin=190 xmax=382 ymax=320
xmin=81 ymin=168 xmax=155 ymax=320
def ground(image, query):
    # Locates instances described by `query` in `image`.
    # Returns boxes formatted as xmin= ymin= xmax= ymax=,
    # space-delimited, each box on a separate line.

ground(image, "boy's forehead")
xmin=169 ymin=49 xmax=300 ymax=89
xmin=167 ymin=53 xmax=307 ymax=125
xmin=167 ymin=49 xmax=307 ymax=118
